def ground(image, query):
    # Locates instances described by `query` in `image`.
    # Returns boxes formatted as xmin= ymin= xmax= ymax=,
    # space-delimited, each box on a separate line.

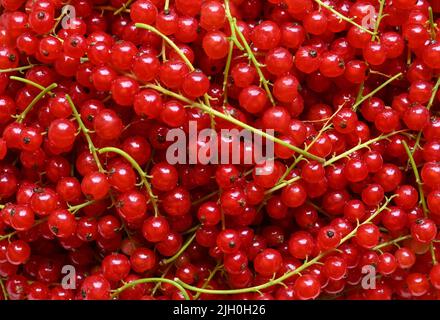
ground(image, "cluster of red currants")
xmin=0 ymin=0 xmax=439 ymax=301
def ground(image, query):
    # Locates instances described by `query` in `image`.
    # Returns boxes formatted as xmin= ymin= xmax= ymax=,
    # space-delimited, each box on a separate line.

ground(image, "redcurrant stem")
xmin=135 ymin=23 xmax=194 ymax=71
xmin=355 ymin=82 xmax=365 ymax=104
xmin=152 ymin=263 xmax=173 ymax=295
xmin=369 ymin=69 xmax=393 ymax=78
xmin=98 ymin=147 xmax=160 ymax=217
xmin=164 ymin=0 xmax=170 ymax=11
xmin=112 ymin=278 xmax=190 ymax=300
xmin=371 ymin=0 xmax=386 ymax=41
xmin=135 ymin=23 xmax=216 ymax=128
xmin=0 ymin=216 xmax=53 ymax=242
xmin=68 ymin=199 xmax=97 ymax=214
xmin=233 ymin=20 xmax=275 ymax=106
xmin=192 ymin=190 xmax=218 ymax=206
xmin=402 ymin=140 xmax=429 ymax=217
xmin=0 ymin=64 xmax=36 ymax=74
xmin=9 ymin=75 xmax=52 ymax=93
xmin=428 ymin=7 xmax=437 ymax=40
xmin=222 ymin=40 xmax=235 ymax=106
xmin=409 ymin=76 xmax=440 ymax=161
xmin=176 ymin=196 xmax=394 ymax=295
xmin=430 ymin=244 xmax=437 ymax=265
xmin=307 ymin=200 xmax=331 ymax=218
xmin=224 ymin=0 xmax=244 ymax=51
xmin=324 ymin=130 xmax=405 ymax=166
xmin=145 ymin=83 xmax=325 ymax=163
xmin=16 ymin=83 xmax=58 ymax=124
xmin=193 ymin=264 xmax=222 ymax=299
xmin=65 ymin=94 xmax=105 ymax=173
xmin=352 ymin=72 xmax=403 ymax=111
xmin=267 ymin=131 xmax=403 ymax=195
xmin=0 ymin=230 xmax=17 ymax=242
xmin=279 ymin=110 xmax=340 ymax=183
xmin=161 ymin=232 xmax=197 ymax=265
xmin=427 ymin=76 xmax=440 ymax=110
xmin=181 ymin=224 xmax=200 ymax=235
xmin=314 ymin=0 xmax=375 ymax=35
xmin=0 ymin=278 xmax=8 ymax=301
xmin=114 ymin=0 xmax=133 ymax=15
xmin=373 ymin=234 xmax=411 ymax=251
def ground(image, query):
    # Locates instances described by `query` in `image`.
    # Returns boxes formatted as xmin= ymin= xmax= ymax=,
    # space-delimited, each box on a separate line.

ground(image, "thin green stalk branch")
xmin=114 ymin=0 xmax=133 ymax=15
xmin=112 ymin=278 xmax=190 ymax=300
xmin=410 ymin=77 xmax=440 ymax=157
xmin=402 ymin=140 xmax=428 ymax=217
xmin=0 ymin=65 xmax=36 ymax=73
xmin=373 ymin=234 xmax=411 ymax=251
xmin=314 ymin=0 xmax=375 ymax=35
xmin=66 ymin=95 xmax=104 ymax=173
xmin=146 ymin=84 xmax=324 ymax=163
xmin=16 ymin=83 xmax=58 ymax=123
xmin=352 ymin=72 xmax=402 ymax=111
xmin=233 ymin=22 xmax=275 ymax=106
xmin=98 ymin=147 xmax=160 ymax=217
xmin=161 ymin=233 xmax=197 ymax=265
xmin=371 ymin=0 xmax=386 ymax=41
xmin=428 ymin=7 xmax=437 ymax=40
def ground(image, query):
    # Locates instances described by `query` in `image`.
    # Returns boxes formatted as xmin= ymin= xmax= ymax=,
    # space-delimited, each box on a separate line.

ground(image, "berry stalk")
xmin=112 ymin=277 xmax=190 ymax=300
xmin=402 ymin=140 xmax=428 ymax=216
xmin=146 ymin=83 xmax=325 ymax=162
xmin=66 ymin=94 xmax=105 ymax=173
xmin=16 ymin=83 xmax=57 ymax=123
xmin=352 ymin=72 xmax=403 ymax=111
xmin=98 ymin=147 xmax=160 ymax=217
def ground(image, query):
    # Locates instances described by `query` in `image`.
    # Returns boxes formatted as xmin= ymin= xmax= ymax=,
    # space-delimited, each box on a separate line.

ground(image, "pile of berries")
xmin=0 ymin=0 xmax=440 ymax=300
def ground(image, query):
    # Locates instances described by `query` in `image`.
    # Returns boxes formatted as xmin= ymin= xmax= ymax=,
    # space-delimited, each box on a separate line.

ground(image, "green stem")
xmin=194 ymin=264 xmax=222 ymax=299
xmin=373 ymin=234 xmax=411 ymax=251
xmin=176 ymin=197 xmax=394 ymax=295
xmin=0 ymin=231 xmax=17 ymax=241
xmin=222 ymin=40 xmax=234 ymax=106
xmin=233 ymin=21 xmax=275 ymax=106
xmin=152 ymin=264 xmax=173 ymax=296
xmin=427 ymin=77 xmax=440 ymax=110
xmin=324 ymin=130 xmax=403 ymax=166
xmin=224 ymin=0 xmax=244 ymax=50
xmin=10 ymin=75 xmax=48 ymax=92
xmin=114 ymin=0 xmax=133 ymax=15
xmin=0 ymin=278 xmax=7 ymax=300
xmin=68 ymin=200 xmax=97 ymax=214
xmin=164 ymin=0 xmax=170 ymax=11
xmin=112 ymin=278 xmax=190 ymax=300
xmin=98 ymin=147 xmax=159 ymax=217
xmin=430 ymin=243 xmax=437 ymax=265
xmin=402 ymin=140 xmax=428 ymax=217
xmin=146 ymin=84 xmax=324 ymax=163
xmin=0 ymin=65 xmax=36 ymax=74
xmin=192 ymin=190 xmax=219 ymax=206
xmin=66 ymin=95 xmax=104 ymax=173
xmin=135 ymin=23 xmax=216 ymax=127
xmin=135 ymin=23 xmax=194 ymax=71
xmin=428 ymin=7 xmax=437 ymax=40
xmin=16 ymin=83 xmax=57 ymax=123
xmin=352 ymin=72 xmax=402 ymax=111
xmin=410 ymin=77 xmax=440 ymax=157
xmin=314 ymin=0 xmax=375 ymax=35
xmin=161 ymin=233 xmax=197 ymax=265
xmin=371 ymin=0 xmax=386 ymax=41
